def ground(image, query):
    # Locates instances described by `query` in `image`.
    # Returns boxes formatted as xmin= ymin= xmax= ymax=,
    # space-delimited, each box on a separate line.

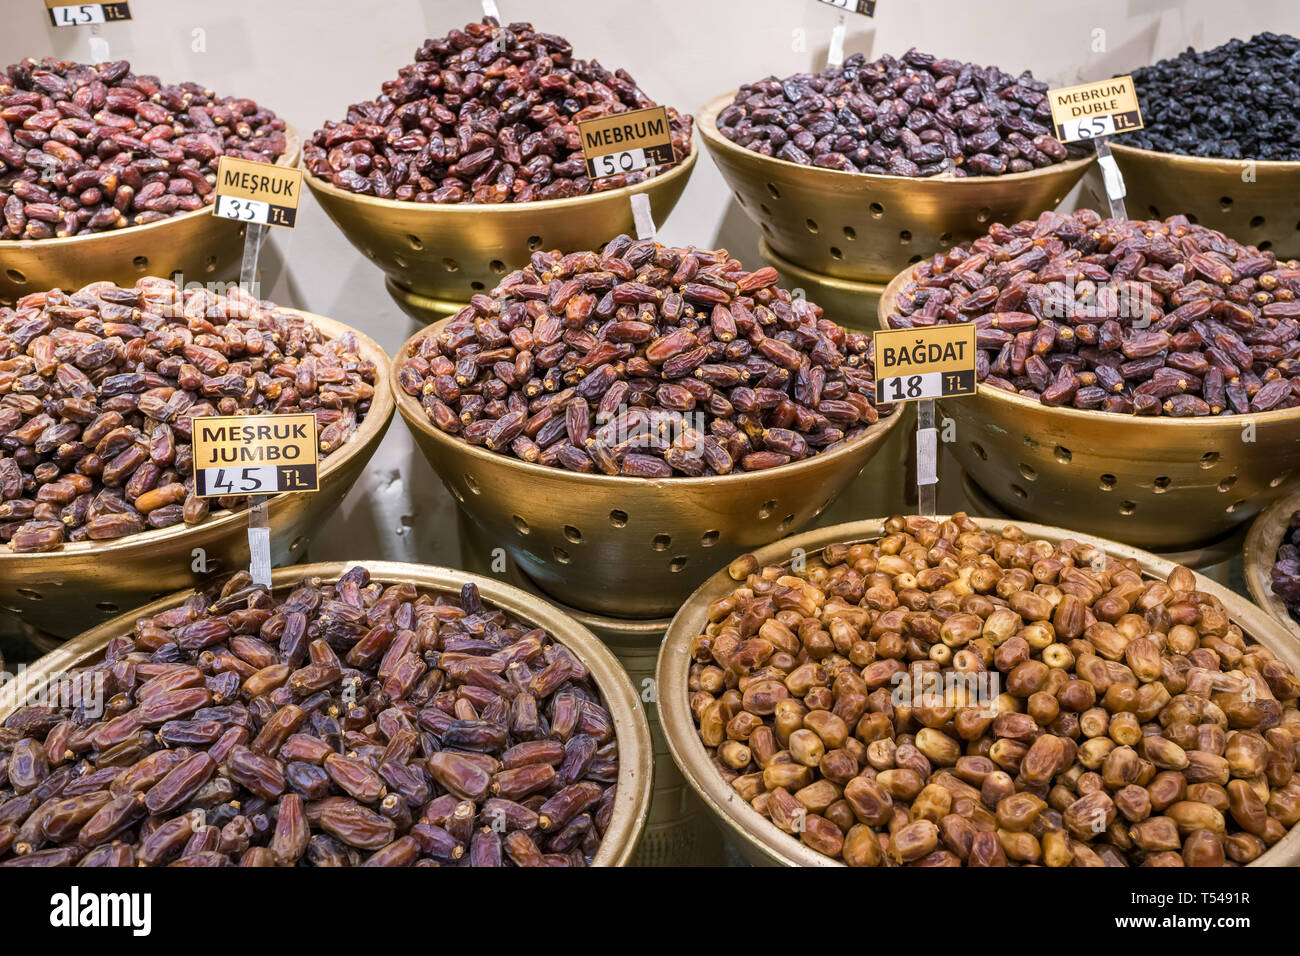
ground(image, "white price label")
xmin=50 ymin=4 xmax=104 ymax=24
xmin=46 ymin=2 xmax=131 ymax=26
xmin=214 ymin=194 xmax=271 ymax=225
xmin=1058 ymin=114 xmax=1119 ymax=142
xmin=195 ymin=465 xmax=279 ymax=496
xmin=590 ymin=148 xmax=650 ymax=178
xmin=879 ymin=372 xmax=944 ymax=403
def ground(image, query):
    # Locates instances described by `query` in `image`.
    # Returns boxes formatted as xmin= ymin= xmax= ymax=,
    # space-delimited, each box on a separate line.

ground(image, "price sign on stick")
xmin=578 ymin=106 xmax=675 ymax=181
xmin=1047 ymin=76 xmax=1144 ymax=143
xmin=45 ymin=1 xmax=131 ymax=26
xmin=874 ymin=324 xmax=976 ymax=518
xmin=873 ymin=325 xmax=977 ymax=404
xmin=192 ymin=412 xmax=318 ymax=586
xmin=208 ymin=158 xmax=304 ymax=586
xmin=1047 ymin=76 xmax=1144 ymax=220
xmin=212 ymin=156 xmax=303 ymax=229
xmin=191 ymin=414 xmax=320 ymax=498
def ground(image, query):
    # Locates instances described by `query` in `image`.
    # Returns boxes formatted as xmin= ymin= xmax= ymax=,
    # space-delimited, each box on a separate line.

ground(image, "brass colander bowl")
xmin=699 ymin=93 xmax=1094 ymax=283
xmin=1109 ymin=144 xmax=1300 ymax=261
xmin=759 ymin=238 xmax=885 ymax=333
xmin=878 ymin=267 xmax=1300 ymax=551
xmin=0 ymin=126 xmax=301 ymax=306
xmin=391 ymin=319 xmax=903 ymax=619
xmin=0 ymin=560 xmax=652 ymax=866
xmin=0 ymin=311 xmax=393 ymax=638
xmin=304 ymin=141 xmax=697 ymax=324
xmin=1244 ymin=489 xmax=1300 ymax=645
xmin=656 ymin=515 xmax=1300 ymax=867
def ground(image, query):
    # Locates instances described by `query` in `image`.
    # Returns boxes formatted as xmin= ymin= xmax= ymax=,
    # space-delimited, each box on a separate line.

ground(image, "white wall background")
xmin=4 ymin=0 xmax=1298 ymax=577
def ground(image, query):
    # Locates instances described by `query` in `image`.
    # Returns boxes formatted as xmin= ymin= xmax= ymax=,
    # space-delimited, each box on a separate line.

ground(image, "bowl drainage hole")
xmin=609 ymin=509 xmax=628 ymax=528
xmin=513 ymin=515 xmax=530 ymax=535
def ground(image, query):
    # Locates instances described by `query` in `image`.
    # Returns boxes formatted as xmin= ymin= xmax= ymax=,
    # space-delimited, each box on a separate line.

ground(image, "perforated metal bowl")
xmin=879 ymin=267 xmax=1300 ymax=551
xmin=1109 ymin=144 xmax=1300 ymax=260
xmin=657 ymin=515 xmax=1300 ymax=867
xmin=699 ymin=93 xmax=1093 ymax=283
xmin=0 ymin=311 xmax=392 ymax=638
xmin=0 ymin=126 xmax=300 ymax=306
xmin=0 ymin=560 xmax=652 ymax=866
xmin=392 ymin=319 xmax=903 ymax=619
xmin=759 ymin=238 xmax=884 ymax=333
xmin=304 ymin=142 xmax=697 ymax=324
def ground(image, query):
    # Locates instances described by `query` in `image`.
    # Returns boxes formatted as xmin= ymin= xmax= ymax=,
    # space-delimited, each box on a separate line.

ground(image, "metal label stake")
xmin=1046 ymin=76 xmax=1145 ymax=221
xmin=1094 ymin=138 xmax=1129 ymax=220
xmin=240 ymin=223 xmax=271 ymax=586
xmin=631 ymin=192 xmax=657 ymax=242
xmin=915 ymin=400 xmax=938 ymax=517
xmin=873 ymin=324 xmax=976 ymax=520
xmin=827 ymin=13 xmax=847 ymax=69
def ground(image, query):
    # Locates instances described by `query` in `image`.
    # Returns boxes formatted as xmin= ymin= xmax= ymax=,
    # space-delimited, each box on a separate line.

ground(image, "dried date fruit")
xmin=689 ymin=512 xmax=1300 ymax=866
xmin=0 ymin=58 xmax=284 ymax=239
xmin=717 ymin=50 xmax=1084 ymax=178
xmin=0 ymin=279 xmax=376 ymax=551
xmin=304 ymin=19 xmax=691 ymax=204
xmin=0 ymin=567 xmax=620 ymax=866
xmin=398 ymin=236 xmax=890 ymax=476
xmin=885 ymin=209 xmax=1300 ymax=417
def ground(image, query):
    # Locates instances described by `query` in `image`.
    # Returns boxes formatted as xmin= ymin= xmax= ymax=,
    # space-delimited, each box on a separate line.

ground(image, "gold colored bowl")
xmin=385 ymin=277 xmax=474 ymax=328
xmin=879 ymin=267 xmax=1300 ymax=551
xmin=758 ymin=238 xmax=884 ymax=332
xmin=303 ymin=141 xmax=698 ymax=309
xmin=391 ymin=319 xmax=904 ymax=619
xmin=699 ymin=93 xmax=1094 ymax=283
xmin=959 ymin=472 xmax=1244 ymax=588
xmin=0 ymin=311 xmax=393 ymax=638
xmin=0 ymin=126 xmax=301 ymax=306
xmin=0 ymin=559 xmax=652 ymax=866
xmin=1109 ymin=143 xmax=1300 ymax=260
xmin=1244 ymin=489 xmax=1300 ymax=644
xmin=656 ymin=515 xmax=1300 ymax=867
